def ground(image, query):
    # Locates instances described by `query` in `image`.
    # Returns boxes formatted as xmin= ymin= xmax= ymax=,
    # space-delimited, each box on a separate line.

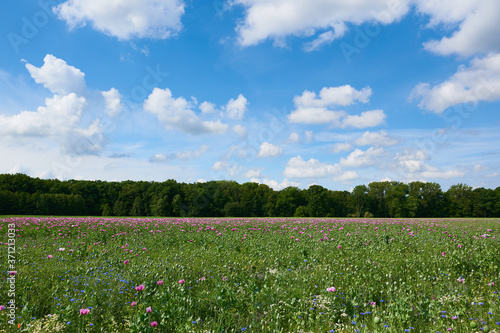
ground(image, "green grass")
xmin=0 ymin=217 xmax=498 ymax=332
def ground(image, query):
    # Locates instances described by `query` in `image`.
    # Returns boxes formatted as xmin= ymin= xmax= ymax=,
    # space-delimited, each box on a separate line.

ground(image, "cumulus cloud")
xmin=144 ymin=88 xmax=228 ymax=135
xmin=25 ymin=54 xmax=86 ymax=95
xmin=199 ymin=101 xmax=217 ymax=114
xmin=415 ymin=0 xmax=500 ymax=56
xmin=354 ymin=130 xmax=398 ymax=147
xmin=149 ymin=145 xmax=209 ymax=163
xmin=243 ymin=169 xmax=262 ymax=178
xmin=288 ymin=107 xmax=346 ymax=125
xmin=0 ymin=93 xmax=104 ymax=155
xmin=288 ymin=132 xmax=300 ymax=143
xmin=340 ymin=147 xmax=385 ymax=167
xmin=54 ymin=0 xmax=185 ymax=40
xmin=288 ymin=85 xmax=386 ymax=128
xmin=294 ymin=85 xmax=372 ymax=108
xmin=396 ymin=149 xmax=430 ymax=162
xmin=305 ymin=131 xmax=313 ymax=142
xmin=102 ymin=88 xmax=123 ymax=116
xmin=303 ymin=23 xmax=347 ymax=52
xmin=410 ymin=53 xmax=500 ymax=113
xmin=283 ymin=156 xmax=341 ymax=178
xmin=225 ymin=94 xmax=248 ymax=120
xmin=334 ymin=171 xmax=360 ymax=182
xmin=341 ymin=110 xmax=386 ymax=128
xmin=473 ymin=163 xmax=488 ymax=172
xmin=232 ymin=124 xmax=246 ymax=137
xmin=417 ymin=170 xmax=465 ymax=179
xmin=212 ymin=160 xmax=227 ymax=171
xmin=251 ymin=177 xmax=300 ymax=191
xmin=233 ymin=0 xmax=410 ymax=47
xmin=0 ymin=94 xmax=85 ymax=137
xmin=331 ymin=142 xmax=353 ymax=153
xmin=257 ymin=142 xmax=283 ymax=157
xmin=394 ymin=149 xmax=464 ymax=179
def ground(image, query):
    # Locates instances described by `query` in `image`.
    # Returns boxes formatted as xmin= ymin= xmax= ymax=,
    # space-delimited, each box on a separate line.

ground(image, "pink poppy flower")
xmin=131 ymin=301 xmax=137 ymax=306
xmin=47 ymin=255 xmax=53 ymax=259
xmin=146 ymin=306 xmax=152 ymax=313
xmin=79 ymin=308 xmax=90 ymax=315
xmin=135 ymin=284 xmax=145 ymax=291
xmin=179 ymin=279 xmax=185 ymax=284
xmin=327 ymin=287 xmax=336 ymax=292
xmin=157 ymin=280 xmax=163 ymax=285
xmin=150 ymin=321 xmax=158 ymax=327
xmin=124 ymin=259 xmax=130 ymax=265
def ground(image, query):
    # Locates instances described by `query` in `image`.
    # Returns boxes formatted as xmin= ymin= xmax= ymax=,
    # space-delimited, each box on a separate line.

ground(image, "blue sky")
xmin=1 ymin=0 xmax=499 ymax=191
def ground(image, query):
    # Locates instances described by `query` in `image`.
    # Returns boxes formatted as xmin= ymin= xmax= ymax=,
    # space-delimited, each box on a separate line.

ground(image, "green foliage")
xmin=1 ymin=173 xmax=500 ymax=218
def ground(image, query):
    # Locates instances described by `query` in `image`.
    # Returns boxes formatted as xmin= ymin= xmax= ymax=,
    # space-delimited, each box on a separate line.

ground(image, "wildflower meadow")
xmin=0 ymin=217 xmax=499 ymax=332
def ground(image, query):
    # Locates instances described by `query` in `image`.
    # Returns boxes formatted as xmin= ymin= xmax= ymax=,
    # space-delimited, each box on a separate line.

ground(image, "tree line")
xmin=0 ymin=173 xmax=499 ymax=218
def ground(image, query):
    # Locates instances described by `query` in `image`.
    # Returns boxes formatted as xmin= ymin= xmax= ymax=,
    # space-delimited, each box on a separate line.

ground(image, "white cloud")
xmin=25 ymin=54 xmax=86 ymax=95
xmin=66 ymin=119 xmax=104 ymax=155
xmin=212 ymin=160 xmax=227 ymax=171
xmin=334 ymin=171 xmax=360 ymax=182
xmin=144 ymin=88 xmax=228 ymax=135
xmin=393 ymin=149 xmax=465 ymax=179
xmin=225 ymin=94 xmax=248 ymax=120
xmin=288 ymin=86 xmax=385 ymax=128
xmin=410 ymin=53 xmax=500 ymax=113
xmin=288 ymin=107 xmax=346 ymax=125
xmin=176 ymin=145 xmax=209 ymax=159
xmin=341 ymin=110 xmax=387 ymax=128
xmin=354 ymin=130 xmax=398 ymax=147
xmin=294 ymin=85 xmax=372 ymax=108
xmin=232 ymin=124 xmax=247 ymax=137
xmin=0 ymin=93 xmax=105 ymax=155
xmin=243 ymin=169 xmax=262 ymax=178
xmin=303 ymin=23 xmax=347 ymax=52
xmin=251 ymin=177 xmax=300 ymax=191
xmin=257 ymin=142 xmax=283 ymax=157
xmin=150 ymin=154 xmax=168 ymax=163
xmin=418 ymin=170 xmax=465 ymax=179
xmin=394 ymin=149 xmax=432 ymax=173
xmin=0 ymin=93 xmax=86 ymax=137
xmin=332 ymin=142 xmax=353 ymax=153
xmin=340 ymin=147 xmax=384 ymax=167
xmin=396 ymin=149 xmax=430 ymax=162
xmin=283 ymin=156 xmax=341 ymax=178
xmin=305 ymin=131 xmax=313 ymax=142
xmin=288 ymin=132 xmax=300 ymax=143
xmin=199 ymin=101 xmax=217 ymax=114
xmin=102 ymin=88 xmax=123 ymax=116
xmin=486 ymin=172 xmax=498 ymax=178
xmin=233 ymin=0 xmax=410 ymax=47
xmin=473 ymin=163 xmax=488 ymax=172
xmin=55 ymin=0 xmax=185 ymax=40
xmin=415 ymin=0 xmax=500 ymax=56
xmin=150 ymin=145 xmax=210 ymax=163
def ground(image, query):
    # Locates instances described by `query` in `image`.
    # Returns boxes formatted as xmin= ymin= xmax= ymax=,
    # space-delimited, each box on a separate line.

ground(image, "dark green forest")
xmin=0 ymin=173 xmax=499 ymax=218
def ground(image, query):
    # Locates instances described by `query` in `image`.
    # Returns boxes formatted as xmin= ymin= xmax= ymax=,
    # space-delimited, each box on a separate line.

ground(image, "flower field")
xmin=0 ymin=217 xmax=499 ymax=332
